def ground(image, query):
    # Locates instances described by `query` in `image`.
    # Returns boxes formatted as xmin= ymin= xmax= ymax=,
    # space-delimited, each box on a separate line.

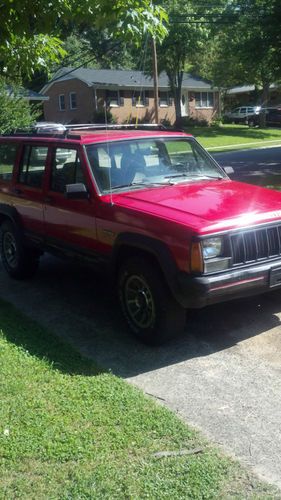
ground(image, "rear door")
xmin=12 ymin=143 xmax=48 ymax=243
xmin=43 ymin=145 xmax=98 ymax=255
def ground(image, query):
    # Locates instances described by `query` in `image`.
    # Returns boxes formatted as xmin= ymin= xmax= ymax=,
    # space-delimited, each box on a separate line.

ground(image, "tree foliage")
xmin=0 ymin=80 xmax=40 ymax=134
xmin=201 ymin=0 xmax=281 ymax=108
xmin=0 ymin=0 xmax=167 ymax=78
xmin=156 ymin=0 xmax=224 ymax=123
xmin=56 ymin=30 xmax=138 ymax=71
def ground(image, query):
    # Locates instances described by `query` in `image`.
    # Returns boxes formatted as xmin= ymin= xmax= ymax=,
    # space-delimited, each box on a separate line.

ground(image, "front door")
xmin=43 ymin=146 xmax=97 ymax=255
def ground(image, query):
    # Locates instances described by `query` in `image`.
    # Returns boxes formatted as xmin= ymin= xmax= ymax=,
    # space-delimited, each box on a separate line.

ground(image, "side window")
xmin=51 ymin=148 xmax=86 ymax=193
xmin=18 ymin=145 xmax=48 ymax=188
xmin=0 ymin=143 xmax=18 ymax=182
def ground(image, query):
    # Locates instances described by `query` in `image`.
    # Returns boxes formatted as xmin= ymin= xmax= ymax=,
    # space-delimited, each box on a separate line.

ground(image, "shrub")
xmin=93 ymin=110 xmax=117 ymax=124
xmin=180 ymin=116 xmax=209 ymax=127
xmin=160 ymin=118 xmax=172 ymax=128
xmin=0 ymin=79 xmax=40 ymax=134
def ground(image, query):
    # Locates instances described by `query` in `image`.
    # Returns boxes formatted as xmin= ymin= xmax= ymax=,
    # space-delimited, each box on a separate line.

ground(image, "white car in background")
xmin=224 ymin=105 xmax=261 ymax=123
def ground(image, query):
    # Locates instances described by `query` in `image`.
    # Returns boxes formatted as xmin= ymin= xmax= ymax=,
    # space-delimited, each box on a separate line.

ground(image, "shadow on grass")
xmin=0 ymin=298 xmax=103 ymax=376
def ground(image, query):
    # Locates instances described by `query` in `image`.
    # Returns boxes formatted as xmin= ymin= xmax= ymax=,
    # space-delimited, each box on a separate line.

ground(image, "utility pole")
xmin=152 ymin=37 xmax=159 ymax=124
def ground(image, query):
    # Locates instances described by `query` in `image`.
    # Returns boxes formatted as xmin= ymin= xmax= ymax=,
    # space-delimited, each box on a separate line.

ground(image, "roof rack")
xmin=2 ymin=122 xmax=175 ymax=139
xmin=65 ymin=123 xmax=167 ymax=131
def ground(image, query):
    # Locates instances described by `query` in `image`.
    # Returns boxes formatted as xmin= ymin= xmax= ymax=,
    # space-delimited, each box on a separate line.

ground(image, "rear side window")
xmin=0 ymin=143 xmax=18 ymax=182
xmin=18 ymin=145 xmax=48 ymax=188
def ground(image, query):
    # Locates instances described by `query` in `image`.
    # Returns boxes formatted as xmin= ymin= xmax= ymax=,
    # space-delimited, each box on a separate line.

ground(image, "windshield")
xmin=85 ymin=137 xmax=226 ymax=193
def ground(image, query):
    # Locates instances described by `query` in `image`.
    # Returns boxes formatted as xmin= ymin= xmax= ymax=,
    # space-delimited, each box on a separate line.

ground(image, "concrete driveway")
xmin=1 ymin=254 xmax=281 ymax=489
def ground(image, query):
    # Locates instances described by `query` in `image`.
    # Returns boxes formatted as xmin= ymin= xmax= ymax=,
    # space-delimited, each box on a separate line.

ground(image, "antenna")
xmin=103 ymin=101 xmax=114 ymax=207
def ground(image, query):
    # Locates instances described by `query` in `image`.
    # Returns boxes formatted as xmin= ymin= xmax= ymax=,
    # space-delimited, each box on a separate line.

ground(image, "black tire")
xmin=0 ymin=220 xmax=39 ymax=279
xmin=118 ymin=257 xmax=186 ymax=345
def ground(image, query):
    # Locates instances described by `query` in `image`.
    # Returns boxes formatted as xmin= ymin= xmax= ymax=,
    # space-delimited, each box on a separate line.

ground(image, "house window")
xmin=159 ymin=92 xmax=173 ymax=107
xmin=132 ymin=91 xmax=149 ymax=107
xmin=195 ymin=92 xmax=214 ymax=108
xmin=59 ymin=94 xmax=65 ymax=111
xmin=106 ymin=90 xmax=124 ymax=107
xmin=69 ymin=92 xmax=77 ymax=110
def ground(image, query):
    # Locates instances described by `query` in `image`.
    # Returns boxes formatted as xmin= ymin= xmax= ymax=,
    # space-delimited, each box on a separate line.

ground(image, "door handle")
xmin=44 ymin=196 xmax=53 ymax=203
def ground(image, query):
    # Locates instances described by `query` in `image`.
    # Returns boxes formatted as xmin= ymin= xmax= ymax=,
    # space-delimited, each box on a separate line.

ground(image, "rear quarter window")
xmin=0 ymin=143 xmax=18 ymax=182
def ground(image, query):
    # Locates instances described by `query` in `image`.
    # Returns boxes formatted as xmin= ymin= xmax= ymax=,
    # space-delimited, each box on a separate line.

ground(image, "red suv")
xmin=1 ymin=124 xmax=281 ymax=344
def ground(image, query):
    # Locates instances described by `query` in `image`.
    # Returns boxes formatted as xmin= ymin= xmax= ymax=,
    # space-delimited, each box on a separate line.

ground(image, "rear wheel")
xmin=118 ymin=257 xmax=185 ymax=345
xmin=0 ymin=221 xmax=39 ymax=279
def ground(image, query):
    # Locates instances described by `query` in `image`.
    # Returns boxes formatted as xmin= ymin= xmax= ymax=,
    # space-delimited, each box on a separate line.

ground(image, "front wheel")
xmin=0 ymin=221 xmax=39 ymax=279
xmin=118 ymin=257 xmax=185 ymax=345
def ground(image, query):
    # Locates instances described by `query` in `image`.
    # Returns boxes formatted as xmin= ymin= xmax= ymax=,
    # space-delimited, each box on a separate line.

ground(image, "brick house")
xmin=41 ymin=68 xmax=219 ymax=125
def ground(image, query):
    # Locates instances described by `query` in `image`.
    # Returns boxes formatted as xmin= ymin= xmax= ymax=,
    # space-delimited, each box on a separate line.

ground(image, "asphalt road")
xmin=213 ymin=146 xmax=281 ymax=185
xmin=1 ymin=147 xmax=281 ymax=490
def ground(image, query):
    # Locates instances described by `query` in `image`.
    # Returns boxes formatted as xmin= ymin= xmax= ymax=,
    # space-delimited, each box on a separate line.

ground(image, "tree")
xmin=1 ymin=1 xmax=167 ymax=131
xmin=55 ymin=30 xmax=137 ymax=72
xmin=0 ymin=81 xmax=40 ymax=134
xmin=155 ymin=0 xmax=224 ymax=124
xmin=0 ymin=1 xmax=167 ymax=78
xmin=201 ymin=0 xmax=281 ymax=120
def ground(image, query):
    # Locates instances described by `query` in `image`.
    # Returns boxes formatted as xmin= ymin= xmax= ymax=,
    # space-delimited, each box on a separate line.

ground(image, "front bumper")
xmin=175 ymin=260 xmax=281 ymax=308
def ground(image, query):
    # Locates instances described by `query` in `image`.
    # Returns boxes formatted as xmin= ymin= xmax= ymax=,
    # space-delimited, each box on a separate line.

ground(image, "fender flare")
xmin=112 ymin=232 xmax=181 ymax=300
xmin=0 ymin=204 xmax=23 ymax=232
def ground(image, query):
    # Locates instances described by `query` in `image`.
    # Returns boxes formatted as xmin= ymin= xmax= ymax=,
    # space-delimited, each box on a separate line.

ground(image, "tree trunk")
xmin=169 ymin=70 xmax=183 ymax=128
xmin=259 ymin=82 xmax=270 ymax=127
xmin=174 ymin=87 xmax=182 ymax=126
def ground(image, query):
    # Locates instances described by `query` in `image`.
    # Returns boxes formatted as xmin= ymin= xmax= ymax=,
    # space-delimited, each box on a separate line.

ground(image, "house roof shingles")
xmin=42 ymin=67 xmax=214 ymax=92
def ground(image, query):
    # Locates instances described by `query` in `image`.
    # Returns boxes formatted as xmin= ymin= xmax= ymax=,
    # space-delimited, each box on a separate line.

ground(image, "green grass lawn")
xmin=0 ymin=299 xmax=279 ymax=499
xmin=185 ymin=124 xmax=281 ymax=152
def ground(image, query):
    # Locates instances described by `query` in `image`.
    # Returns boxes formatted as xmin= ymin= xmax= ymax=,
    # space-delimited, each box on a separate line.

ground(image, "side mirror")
xmin=64 ymin=183 xmax=89 ymax=200
xmin=223 ymin=166 xmax=234 ymax=175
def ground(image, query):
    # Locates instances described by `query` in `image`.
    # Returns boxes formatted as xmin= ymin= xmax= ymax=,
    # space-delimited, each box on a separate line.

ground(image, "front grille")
xmin=230 ymin=225 xmax=281 ymax=265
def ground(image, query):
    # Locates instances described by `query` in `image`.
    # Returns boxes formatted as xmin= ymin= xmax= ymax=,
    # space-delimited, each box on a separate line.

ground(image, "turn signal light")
xmin=191 ymin=242 xmax=203 ymax=273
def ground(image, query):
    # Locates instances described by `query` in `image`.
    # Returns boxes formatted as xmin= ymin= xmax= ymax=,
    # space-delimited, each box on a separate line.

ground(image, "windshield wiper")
xmin=164 ymin=173 xmax=224 ymax=181
xmin=164 ymin=173 xmax=190 ymax=179
xmin=110 ymin=180 xmax=170 ymax=190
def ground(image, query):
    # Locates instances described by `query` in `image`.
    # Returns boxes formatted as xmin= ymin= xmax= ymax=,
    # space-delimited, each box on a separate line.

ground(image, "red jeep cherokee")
xmin=1 ymin=124 xmax=281 ymax=344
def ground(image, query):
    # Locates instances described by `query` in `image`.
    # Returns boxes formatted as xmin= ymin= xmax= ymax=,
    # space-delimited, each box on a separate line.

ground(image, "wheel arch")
xmin=0 ymin=204 xmax=23 ymax=231
xmin=112 ymin=233 xmax=180 ymax=299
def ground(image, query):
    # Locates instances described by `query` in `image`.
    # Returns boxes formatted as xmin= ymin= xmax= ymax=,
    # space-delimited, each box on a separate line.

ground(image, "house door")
xmin=180 ymin=92 xmax=188 ymax=117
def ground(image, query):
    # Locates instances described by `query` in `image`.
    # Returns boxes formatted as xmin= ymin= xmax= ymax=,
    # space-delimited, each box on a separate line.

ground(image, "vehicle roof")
xmin=0 ymin=129 xmax=191 ymax=145
xmin=70 ymin=129 xmax=190 ymax=145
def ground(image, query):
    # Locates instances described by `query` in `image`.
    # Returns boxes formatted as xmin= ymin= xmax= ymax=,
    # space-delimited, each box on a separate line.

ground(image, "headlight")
xmin=202 ymin=237 xmax=223 ymax=259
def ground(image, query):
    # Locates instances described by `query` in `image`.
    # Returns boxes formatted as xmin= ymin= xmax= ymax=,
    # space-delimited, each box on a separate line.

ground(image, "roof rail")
xmin=65 ymin=123 xmax=167 ymax=131
xmin=2 ymin=122 xmax=174 ymax=139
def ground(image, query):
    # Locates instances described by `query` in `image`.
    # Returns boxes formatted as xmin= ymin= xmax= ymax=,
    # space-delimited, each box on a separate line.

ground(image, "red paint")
xmin=2 ymin=128 xmax=281 ymax=277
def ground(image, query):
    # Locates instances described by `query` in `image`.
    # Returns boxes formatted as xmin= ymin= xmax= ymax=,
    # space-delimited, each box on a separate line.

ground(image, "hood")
xmin=112 ymin=179 xmax=281 ymax=234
